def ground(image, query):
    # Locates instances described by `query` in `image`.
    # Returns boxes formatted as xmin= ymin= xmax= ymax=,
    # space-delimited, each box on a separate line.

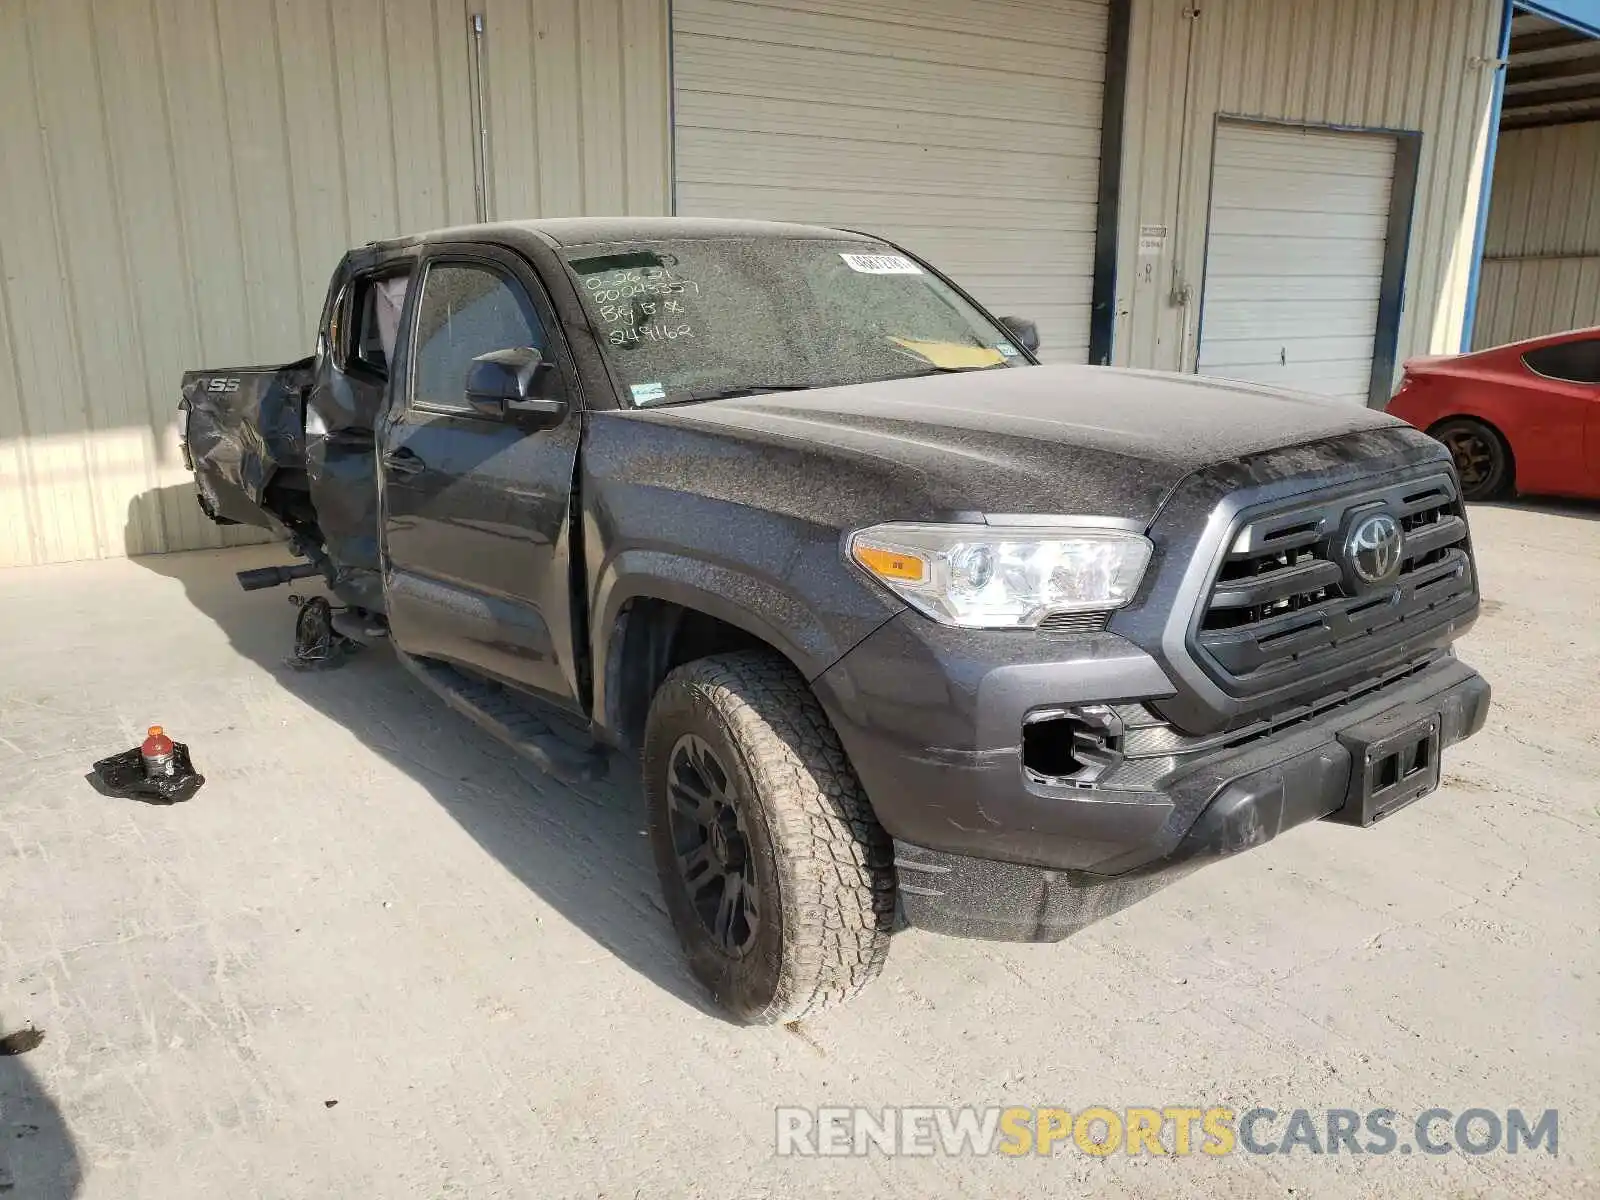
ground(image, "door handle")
xmin=382 ymin=447 xmax=425 ymax=477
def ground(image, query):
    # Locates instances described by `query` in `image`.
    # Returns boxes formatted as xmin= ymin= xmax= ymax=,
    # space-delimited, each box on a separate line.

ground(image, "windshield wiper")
xmin=639 ymin=368 xmax=1003 ymax=408
xmin=869 ymin=363 xmax=1009 ymax=382
xmin=680 ymin=383 xmax=816 ymax=403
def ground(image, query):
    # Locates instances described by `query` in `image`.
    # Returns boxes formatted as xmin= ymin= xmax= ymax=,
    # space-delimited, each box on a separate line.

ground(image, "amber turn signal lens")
xmin=852 ymin=543 xmax=928 ymax=583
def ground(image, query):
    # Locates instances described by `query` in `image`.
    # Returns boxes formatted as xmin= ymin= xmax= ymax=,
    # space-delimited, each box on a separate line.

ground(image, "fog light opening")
xmin=1022 ymin=705 xmax=1125 ymax=786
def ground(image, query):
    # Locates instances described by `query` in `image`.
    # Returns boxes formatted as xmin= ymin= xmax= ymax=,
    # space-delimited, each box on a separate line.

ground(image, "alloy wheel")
xmin=1438 ymin=426 xmax=1496 ymax=492
xmin=665 ymin=733 xmax=760 ymax=957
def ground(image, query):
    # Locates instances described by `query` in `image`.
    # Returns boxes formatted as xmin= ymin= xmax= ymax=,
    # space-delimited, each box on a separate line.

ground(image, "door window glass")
xmin=1522 ymin=338 xmax=1600 ymax=385
xmin=411 ymin=263 xmax=548 ymax=413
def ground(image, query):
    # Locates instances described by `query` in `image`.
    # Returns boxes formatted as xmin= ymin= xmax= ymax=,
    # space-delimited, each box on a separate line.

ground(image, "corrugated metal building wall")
xmin=671 ymin=0 xmax=1110 ymax=362
xmin=0 ymin=0 xmax=1518 ymax=568
xmin=1113 ymin=0 xmax=1504 ymax=382
xmin=1473 ymin=120 xmax=1600 ymax=347
xmin=482 ymin=0 xmax=671 ymax=222
xmin=0 ymin=0 xmax=669 ymax=568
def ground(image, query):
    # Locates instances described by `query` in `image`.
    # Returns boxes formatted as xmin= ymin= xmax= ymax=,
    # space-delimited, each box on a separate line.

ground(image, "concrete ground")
xmin=1 ymin=500 xmax=1596 ymax=1199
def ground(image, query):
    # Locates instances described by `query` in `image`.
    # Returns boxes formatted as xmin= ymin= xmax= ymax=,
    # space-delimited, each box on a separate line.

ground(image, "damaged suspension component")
xmin=285 ymin=593 xmax=388 ymax=670
xmin=288 ymin=594 xmax=359 ymax=670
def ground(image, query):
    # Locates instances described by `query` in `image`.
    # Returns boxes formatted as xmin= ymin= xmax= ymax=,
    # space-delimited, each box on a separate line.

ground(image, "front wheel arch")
xmin=603 ymin=596 xmax=786 ymax=755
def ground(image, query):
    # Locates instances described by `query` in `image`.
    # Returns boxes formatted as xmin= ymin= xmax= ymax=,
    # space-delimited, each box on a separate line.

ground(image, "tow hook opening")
xmin=1022 ymin=704 xmax=1125 ymax=787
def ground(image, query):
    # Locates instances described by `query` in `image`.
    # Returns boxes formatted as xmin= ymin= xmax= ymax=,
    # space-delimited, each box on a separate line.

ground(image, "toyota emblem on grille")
xmin=1345 ymin=512 xmax=1403 ymax=586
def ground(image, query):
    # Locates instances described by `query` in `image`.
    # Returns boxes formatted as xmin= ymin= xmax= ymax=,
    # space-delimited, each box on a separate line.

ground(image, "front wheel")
xmin=643 ymin=651 xmax=895 ymax=1023
xmin=1431 ymin=417 xmax=1513 ymax=501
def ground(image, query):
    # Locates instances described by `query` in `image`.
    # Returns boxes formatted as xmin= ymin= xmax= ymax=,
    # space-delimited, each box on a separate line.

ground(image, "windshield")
xmin=562 ymin=238 xmax=1026 ymax=407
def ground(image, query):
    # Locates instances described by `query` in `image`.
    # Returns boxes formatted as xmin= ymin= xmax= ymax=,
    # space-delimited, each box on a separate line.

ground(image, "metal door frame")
xmin=1193 ymin=114 xmax=1423 ymax=408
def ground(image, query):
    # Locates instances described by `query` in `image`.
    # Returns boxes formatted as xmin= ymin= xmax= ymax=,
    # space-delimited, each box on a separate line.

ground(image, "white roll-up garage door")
xmin=672 ymin=0 xmax=1109 ymax=361
xmin=1196 ymin=122 xmax=1398 ymax=403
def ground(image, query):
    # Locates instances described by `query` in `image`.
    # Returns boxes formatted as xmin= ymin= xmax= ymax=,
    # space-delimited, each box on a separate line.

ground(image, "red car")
xmin=1387 ymin=326 xmax=1600 ymax=502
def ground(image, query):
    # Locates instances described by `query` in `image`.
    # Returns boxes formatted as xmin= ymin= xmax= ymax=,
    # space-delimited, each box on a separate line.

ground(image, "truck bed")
xmin=179 ymin=359 xmax=313 ymax=531
xmin=180 ymin=357 xmax=383 ymax=610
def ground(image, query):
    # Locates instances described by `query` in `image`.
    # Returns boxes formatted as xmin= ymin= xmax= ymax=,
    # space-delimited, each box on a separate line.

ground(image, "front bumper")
xmin=813 ymin=615 xmax=1489 ymax=943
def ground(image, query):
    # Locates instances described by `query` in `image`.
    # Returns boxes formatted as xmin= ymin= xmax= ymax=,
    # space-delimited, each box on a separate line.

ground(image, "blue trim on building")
xmin=1088 ymin=0 xmax=1133 ymax=367
xmin=1516 ymin=0 xmax=1600 ymax=37
xmin=1461 ymin=0 xmax=1516 ymax=352
xmin=1373 ymin=133 xmax=1424 ymax=406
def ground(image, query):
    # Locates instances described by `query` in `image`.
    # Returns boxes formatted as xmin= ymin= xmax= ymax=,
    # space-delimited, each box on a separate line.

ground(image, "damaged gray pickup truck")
xmin=180 ymin=217 xmax=1489 ymax=1023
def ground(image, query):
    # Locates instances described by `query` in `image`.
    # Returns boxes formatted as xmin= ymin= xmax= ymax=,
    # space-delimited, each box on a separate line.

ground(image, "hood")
xmin=631 ymin=365 xmax=1406 ymax=526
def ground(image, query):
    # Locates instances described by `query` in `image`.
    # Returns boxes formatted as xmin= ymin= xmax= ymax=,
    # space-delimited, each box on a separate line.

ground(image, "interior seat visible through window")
xmin=346 ymin=274 xmax=410 ymax=377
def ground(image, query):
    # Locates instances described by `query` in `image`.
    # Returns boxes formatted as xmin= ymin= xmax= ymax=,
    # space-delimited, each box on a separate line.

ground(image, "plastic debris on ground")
xmin=90 ymin=725 xmax=205 ymax=805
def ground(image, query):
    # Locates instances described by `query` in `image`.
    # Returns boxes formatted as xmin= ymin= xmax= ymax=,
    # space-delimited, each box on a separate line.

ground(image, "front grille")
xmin=1113 ymin=655 xmax=1437 ymax=760
xmin=1195 ymin=474 xmax=1473 ymax=689
xmin=1092 ymin=656 xmax=1443 ymax=791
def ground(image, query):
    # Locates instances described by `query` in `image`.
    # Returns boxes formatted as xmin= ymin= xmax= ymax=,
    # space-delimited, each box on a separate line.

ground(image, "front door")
xmin=380 ymin=249 xmax=583 ymax=709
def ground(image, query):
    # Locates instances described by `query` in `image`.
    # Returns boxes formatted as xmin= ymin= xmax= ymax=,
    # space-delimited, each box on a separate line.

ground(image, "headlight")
xmin=847 ymin=522 xmax=1152 ymax=629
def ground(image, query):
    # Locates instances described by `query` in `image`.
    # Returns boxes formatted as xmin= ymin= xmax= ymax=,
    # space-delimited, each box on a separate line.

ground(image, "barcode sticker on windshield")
xmin=840 ymin=252 xmax=922 ymax=275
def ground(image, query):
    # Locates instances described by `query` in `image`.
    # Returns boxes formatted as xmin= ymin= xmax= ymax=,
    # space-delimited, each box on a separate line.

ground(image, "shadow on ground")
xmin=0 ymin=1032 xmax=81 ymax=1198
xmin=128 ymin=488 xmax=720 ymax=1021
xmin=1475 ymin=495 xmax=1600 ymax=521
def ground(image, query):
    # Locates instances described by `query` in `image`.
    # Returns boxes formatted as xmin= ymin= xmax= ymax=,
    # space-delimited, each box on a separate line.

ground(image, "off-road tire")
xmin=1431 ymin=417 xmax=1513 ymax=501
xmin=643 ymin=650 xmax=895 ymax=1023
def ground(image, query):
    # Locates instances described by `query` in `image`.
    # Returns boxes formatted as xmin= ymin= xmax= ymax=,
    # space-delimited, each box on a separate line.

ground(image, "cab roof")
xmin=371 ymin=216 xmax=879 ymax=253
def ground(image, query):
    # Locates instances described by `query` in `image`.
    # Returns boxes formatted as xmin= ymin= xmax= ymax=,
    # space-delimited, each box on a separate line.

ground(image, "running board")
xmin=395 ymin=650 xmax=610 ymax=785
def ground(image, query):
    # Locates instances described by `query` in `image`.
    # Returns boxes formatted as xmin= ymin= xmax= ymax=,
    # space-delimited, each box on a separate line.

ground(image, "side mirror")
xmin=464 ymin=347 xmax=565 ymax=426
xmin=999 ymin=316 xmax=1041 ymax=356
